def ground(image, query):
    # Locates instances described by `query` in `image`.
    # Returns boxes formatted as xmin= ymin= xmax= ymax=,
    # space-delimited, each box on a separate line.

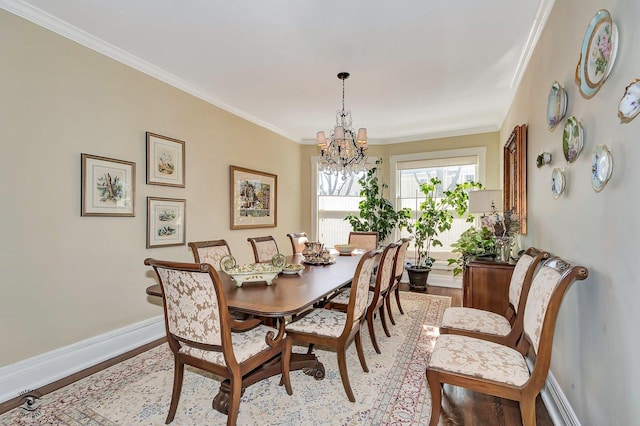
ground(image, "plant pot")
xmin=406 ymin=266 xmax=431 ymax=292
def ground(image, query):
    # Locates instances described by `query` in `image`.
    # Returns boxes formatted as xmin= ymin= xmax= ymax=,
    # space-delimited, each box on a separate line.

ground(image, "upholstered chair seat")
xmin=428 ymin=334 xmax=530 ymax=386
xmin=285 ymin=309 xmax=348 ymax=338
xmin=441 ymin=307 xmax=512 ymax=336
xmin=328 ymin=288 xmax=373 ymax=307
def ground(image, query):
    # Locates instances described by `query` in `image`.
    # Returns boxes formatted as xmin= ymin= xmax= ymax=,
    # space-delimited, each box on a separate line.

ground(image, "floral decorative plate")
xmin=547 ymin=81 xmax=568 ymax=131
xmin=591 ymin=144 xmax=613 ymax=192
xmin=575 ymin=9 xmax=618 ymax=98
xmin=562 ymin=116 xmax=584 ymax=163
xmin=618 ymin=79 xmax=640 ymax=122
xmin=551 ymin=168 xmax=565 ymax=199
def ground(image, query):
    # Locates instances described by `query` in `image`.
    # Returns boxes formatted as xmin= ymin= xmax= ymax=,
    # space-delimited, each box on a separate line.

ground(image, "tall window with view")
xmin=397 ymin=156 xmax=479 ymax=264
xmin=316 ymin=170 xmax=366 ymax=248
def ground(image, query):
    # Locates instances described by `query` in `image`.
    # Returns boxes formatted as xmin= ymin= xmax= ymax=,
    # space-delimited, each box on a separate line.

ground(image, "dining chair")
xmin=426 ymin=257 xmax=589 ymax=426
xmin=247 ymin=235 xmax=280 ymax=263
xmin=286 ymin=232 xmax=308 ymax=255
xmin=385 ymin=238 xmax=410 ymax=325
xmin=285 ymin=251 xmax=380 ymax=402
xmin=348 ymin=231 xmax=379 ymax=251
xmin=144 ymin=258 xmax=292 ymax=426
xmin=439 ymin=247 xmax=549 ymax=346
xmin=327 ymin=243 xmax=399 ymax=354
xmin=188 ymin=239 xmax=232 ymax=270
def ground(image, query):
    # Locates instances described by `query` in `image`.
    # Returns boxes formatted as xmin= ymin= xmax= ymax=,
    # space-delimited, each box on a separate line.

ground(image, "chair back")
xmin=247 ymin=236 xmax=280 ymax=263
xmin=348 ymin=231 xmax=379 ymax=251
xmin=377 ymin=243 xmax=400 ymax=294
xmin=145 ymin=259 xmax=227 ymax=348
xmin=344 ymin=251 xmax=380 ymax=329
xmin=393 ymin=238 xmax=410 ymax=282
xmin=521 ymin=257 xmax=588 ymax=369
xmin=287 ymin=232 xmax=308 ymax=255
xmin=508 ymin=247 xmax=549 ymax=314
xmin=188 ymin=239 xmax=232 ymax=270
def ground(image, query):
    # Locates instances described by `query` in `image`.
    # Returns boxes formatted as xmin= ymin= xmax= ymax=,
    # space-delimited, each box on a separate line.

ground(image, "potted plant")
xmin=447 ymin=227 xmax=497 ymax=276
xmin=405 ymin=177 xmax=482 ymax=290
xmin=345 ymin=159 xmax=412 ymax=245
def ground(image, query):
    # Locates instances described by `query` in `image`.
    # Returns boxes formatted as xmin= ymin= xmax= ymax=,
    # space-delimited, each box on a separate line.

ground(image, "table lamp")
xmin=468 ymin=190 xmax=503 ymax=215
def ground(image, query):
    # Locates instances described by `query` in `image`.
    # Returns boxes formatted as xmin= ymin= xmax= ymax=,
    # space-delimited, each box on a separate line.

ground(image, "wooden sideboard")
xmin=463 ymin=258 xmax=515 ymax=314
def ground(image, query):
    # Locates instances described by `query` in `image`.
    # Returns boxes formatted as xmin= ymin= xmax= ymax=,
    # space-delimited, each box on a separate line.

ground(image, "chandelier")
xmin=316 ymin=72 xmax=368 ymax=178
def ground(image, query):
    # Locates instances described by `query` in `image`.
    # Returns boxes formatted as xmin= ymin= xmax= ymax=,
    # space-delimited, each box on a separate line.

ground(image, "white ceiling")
xmin=2 ymin=0 xmax=553 ymax=144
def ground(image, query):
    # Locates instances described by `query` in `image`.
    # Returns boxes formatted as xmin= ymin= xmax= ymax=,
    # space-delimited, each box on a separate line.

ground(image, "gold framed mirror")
xmin=503 ymin=124 xmax=527 ymax=234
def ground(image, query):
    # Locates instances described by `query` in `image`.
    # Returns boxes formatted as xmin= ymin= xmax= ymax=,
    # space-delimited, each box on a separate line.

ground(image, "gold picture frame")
xmin=146 ymin=132 xmax=185 ymax=188
xmin=230 ymin=166 xmax=277 ymax=230
xmin=503 ymin=124 xmax=527 ymax=234
xmin=81 ymin=153 xmax=135 ymax=217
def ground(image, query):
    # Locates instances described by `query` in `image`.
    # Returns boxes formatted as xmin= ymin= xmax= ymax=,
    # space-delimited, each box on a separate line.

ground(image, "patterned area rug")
xmin=1 ymin=293 xmax=450 ymax=425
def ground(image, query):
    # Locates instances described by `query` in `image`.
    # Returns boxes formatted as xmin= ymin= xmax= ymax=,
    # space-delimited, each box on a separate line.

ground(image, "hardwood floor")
xmin=404 ymin=284 xmax=554 ymax=426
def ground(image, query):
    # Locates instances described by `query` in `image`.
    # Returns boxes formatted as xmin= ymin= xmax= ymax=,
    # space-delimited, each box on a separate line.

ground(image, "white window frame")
xmin=389 ymin=147 xmax=487 ymax=245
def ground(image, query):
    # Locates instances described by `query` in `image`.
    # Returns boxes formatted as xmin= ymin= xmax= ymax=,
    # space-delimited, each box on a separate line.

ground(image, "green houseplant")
xmin=447 ymin=227 xmax=497 ymax=276
xmin=405 ymin=177 xmax=482 ymax=289
xmin=345 ymin=159 xmax=411 ymax=245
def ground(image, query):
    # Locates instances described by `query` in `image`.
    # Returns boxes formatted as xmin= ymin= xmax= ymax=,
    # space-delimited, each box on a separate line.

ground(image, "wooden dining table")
xmin=145 ymin=252 xmax=363 ymax=413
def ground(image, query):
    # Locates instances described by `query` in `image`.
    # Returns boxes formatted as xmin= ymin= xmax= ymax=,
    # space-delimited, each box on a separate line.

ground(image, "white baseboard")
xmin=541 ymin=370 xmax=581 ymax=426
xmin=524 ymin=358 xmax=580 ymax=426
xmin=0 ymin=315 xmax=164 ymax=404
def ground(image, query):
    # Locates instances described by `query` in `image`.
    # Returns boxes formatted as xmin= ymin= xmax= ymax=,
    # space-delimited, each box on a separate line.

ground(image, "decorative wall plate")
xmin=618 ymin=79 xmax=640 ymax=122
xmin=562 ymin=116 xmax=584 ymax=163
xmin=575 ymin=9 xmax=618 ymax=98
xmin=547 ymin=81 xmax=568 ymax=131
xmin=551 ymin=168 xmax=565 ymax=199
xmin=591 ymin=144 xmax=613 ymax=192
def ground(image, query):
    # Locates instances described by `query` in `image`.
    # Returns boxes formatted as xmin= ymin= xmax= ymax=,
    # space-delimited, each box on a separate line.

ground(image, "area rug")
xmin=1 ymin=293 xmax=450 ymax=426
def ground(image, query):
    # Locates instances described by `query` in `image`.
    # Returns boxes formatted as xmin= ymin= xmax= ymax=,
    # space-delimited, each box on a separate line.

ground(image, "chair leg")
xmin=354 ymin=329 xmax=369 ymax=373
xmin=165 ymin=359 xmax=184 ymax=424
xmin=426 ymin=369 xmax=442 ymax=426
xmin=379 ymin=305 xmax=391 ymax=337
xmin=367 ymin=312 xmax=381 ymax=354
xmin=519 ymin=397 xmax=537 ymax=426
xmin=337 ymin=344 xmax=355 ymax=402
xmin=226 ymin=377 xmax=242 ymax=426
xmin=386 ymin=292 xmax=397 ymax=325
xmin=281 ymin=339 xmax=293 ymax=395
xmin=394 ymin=286 xmax=404 ymax=314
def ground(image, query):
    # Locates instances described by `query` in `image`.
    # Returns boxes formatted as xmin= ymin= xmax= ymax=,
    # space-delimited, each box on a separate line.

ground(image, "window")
xmin=311 ymin=157 xmax=374 ymax=247
xmin=390 ymin=148 xmax=486 ymax=265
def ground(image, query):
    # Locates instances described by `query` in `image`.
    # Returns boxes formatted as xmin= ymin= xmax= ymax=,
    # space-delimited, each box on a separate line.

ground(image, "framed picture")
xmin=81 ymin=153 xmax=135 ymax=217
xmin=146 ymin=132 xmax=185 ymax=187
xmin=147 ymin=197 xmax=186 ymax=248
xmin=230 ymin=166 xmax=277 ymax=229
xmin=503 ymin=124 xmax=527 ymax=234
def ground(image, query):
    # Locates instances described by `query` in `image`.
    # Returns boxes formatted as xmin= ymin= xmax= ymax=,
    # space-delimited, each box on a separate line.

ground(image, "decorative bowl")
xmin=334 ymin=244 xmax=356 ymax=255
xmin=220 ymin=255 xmax=283 ymax=287
xmin=281 ymin=263 xmax=305 ymax=275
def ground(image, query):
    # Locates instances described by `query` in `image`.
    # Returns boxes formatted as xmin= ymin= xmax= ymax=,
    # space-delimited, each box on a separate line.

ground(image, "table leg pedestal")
xmin=212 ymin=353 xmax=325 ymax=414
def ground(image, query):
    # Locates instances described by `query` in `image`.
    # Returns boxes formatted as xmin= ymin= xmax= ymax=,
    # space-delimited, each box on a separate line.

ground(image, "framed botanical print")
xmin=81 ymin=153 xmax=135 ymax=217
xmin=230 ymin=166 xmax=277 ymax=230
xmin=146 ymin=132 xmax=185 ymax=187
xmin=147 ymin=197 xmax=186 ymax=248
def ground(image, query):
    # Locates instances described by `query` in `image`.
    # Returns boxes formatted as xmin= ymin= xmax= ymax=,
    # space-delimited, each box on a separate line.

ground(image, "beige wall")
xmin=300 ymin=132 xmax=502 ymax=236
xmin=502 ymin=0 xmax=640 ymax=423
xmin=0 ymin=10 xmax=302 ymax=366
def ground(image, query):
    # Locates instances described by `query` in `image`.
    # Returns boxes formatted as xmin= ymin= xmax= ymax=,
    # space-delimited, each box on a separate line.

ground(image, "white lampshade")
xmin=356 ymin=128 xmax=368 ymax=146
xmin=333 ymin=126 xmax=345 ymax=141
xmin=468 ymin=190 xmax=503 ymax=213
xmin=316 ymin=131 xmax=327 ymax=147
